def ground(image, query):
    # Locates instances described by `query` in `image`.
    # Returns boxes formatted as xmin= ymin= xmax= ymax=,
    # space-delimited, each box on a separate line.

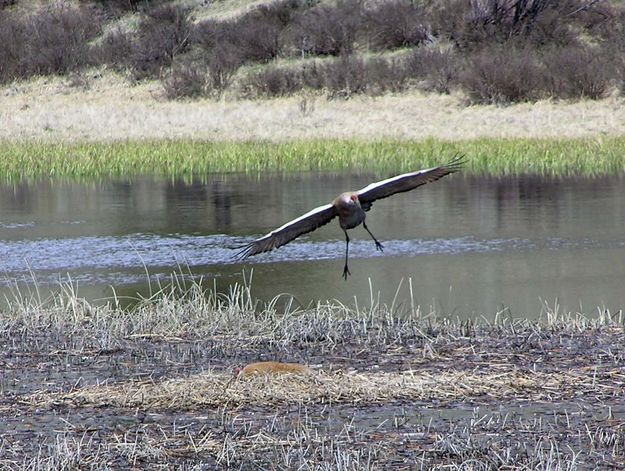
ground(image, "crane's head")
xmin=335 ymin=192 xmax=361 ymax=208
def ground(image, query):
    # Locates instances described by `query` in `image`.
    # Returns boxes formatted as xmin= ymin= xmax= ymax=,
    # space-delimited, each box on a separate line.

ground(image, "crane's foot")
xmin=375 ymin=241 xmax=384 ymax=252
xmin=342 ymin=265 xmax=351 ymax=279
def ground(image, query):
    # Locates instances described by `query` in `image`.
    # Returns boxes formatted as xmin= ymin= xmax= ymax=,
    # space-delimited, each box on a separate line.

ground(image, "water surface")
xmin=1 ymin=173 xmax=624 ymax=318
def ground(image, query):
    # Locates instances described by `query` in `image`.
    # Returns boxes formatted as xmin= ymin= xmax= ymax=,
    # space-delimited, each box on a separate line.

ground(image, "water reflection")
xmin=0 ymin=173 xmax=624 ymax=318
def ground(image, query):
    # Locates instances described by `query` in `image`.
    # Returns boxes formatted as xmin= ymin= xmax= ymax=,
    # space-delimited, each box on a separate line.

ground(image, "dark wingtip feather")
xmin=445 ymin=153 xmax=466 ymax=173
xmin=234 ymin=242 xmax=255 ymax=261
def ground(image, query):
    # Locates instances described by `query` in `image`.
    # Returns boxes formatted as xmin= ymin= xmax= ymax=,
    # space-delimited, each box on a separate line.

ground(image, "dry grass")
xmin=2 ymin=277 xmax=625 ymax=468
xmin=37 ymin=367 xmax=625 ymax=412
xmin=2 ymin=72 xmax=625 ymax=143
xmin=193 ymin=0 xmax=277 ymax=21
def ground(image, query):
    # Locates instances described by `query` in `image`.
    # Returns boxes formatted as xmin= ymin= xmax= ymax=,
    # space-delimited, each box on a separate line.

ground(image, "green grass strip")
xmin=1 ymin=137 xmax=624 ymax=180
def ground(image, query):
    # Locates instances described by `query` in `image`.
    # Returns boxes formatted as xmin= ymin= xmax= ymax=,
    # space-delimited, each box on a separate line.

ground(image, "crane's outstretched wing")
xmin=237 ymin=203 xmax=337 ymax=259
xmin=356 ymin=155 xmax=465 ymax=210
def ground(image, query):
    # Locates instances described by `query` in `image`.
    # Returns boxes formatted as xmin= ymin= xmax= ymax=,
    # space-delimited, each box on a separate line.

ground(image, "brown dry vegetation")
xmin=41 ymin=367 xmax=625 ymax=411
xmin=2 ymin=0 xmax=625 ymax=144
xmin=2 ymin=73 xmax=625 ymax=143
xmin=1 ymin=280 xmax=625 ymax=468
xmin=1 ymin=0 xmax=625 ymax=104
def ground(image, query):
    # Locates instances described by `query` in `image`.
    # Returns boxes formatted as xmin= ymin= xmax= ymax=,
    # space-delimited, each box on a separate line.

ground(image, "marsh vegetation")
xmin=2 ymin=137 xmax=625 ymax=179
xmin=1 ymin=278 xmax=624 ymax=468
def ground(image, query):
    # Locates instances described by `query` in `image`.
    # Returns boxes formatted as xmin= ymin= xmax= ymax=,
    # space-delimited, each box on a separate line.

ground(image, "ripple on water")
xmin=0 ymin=233 xmax=592 ymax=287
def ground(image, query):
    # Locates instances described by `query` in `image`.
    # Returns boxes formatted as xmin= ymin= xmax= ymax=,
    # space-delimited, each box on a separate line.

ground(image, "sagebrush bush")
xmin=95 ymin=27 xmax=134 ymax=71
xmin=403 ymin=48 xmax=458 ymax=94
xmin=94 ymin=0 xmax=144 ymax=14
xmin=362 ymin=0 xmax=429 ymax=50
xmin=240 ymin=66 xmax=303 ymax=98
xmin=193 ymin=0 xmax=307 ymax=65
xmin=286 ymin=0 xmax=363 ymax=56
xmin=543 ymin=46 xmax=613 ymax=100
xmin=21 ymin=4 xmax=102 ymax=77
xmin=460 ymin=46 xmax=546 ymax=104
xmin=434 ymin=0 xmax=583 ymax=49
xmin=130 ymin=4 xmax=192 ymax=80
xmin=320 ymin=55 xmax=368 ymax=98
xmin=162 ymin=60 xmax=208 ymax=99
xmin=0 ymin=14 xmax=24 ymax=82
xmin=0 ymin=0 xmax=623 ymax=104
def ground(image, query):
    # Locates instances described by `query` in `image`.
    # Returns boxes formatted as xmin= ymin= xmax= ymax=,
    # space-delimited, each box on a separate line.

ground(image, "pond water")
xmin=1 ymin=172 xmax=624 ymax=319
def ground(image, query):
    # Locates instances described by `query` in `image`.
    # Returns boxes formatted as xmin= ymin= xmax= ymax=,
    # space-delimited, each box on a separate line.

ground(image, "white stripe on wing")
xmin=356 ymin=168 xmax=435 ymax=196
xmin=255 ymin=203 xmax=335 ymax=241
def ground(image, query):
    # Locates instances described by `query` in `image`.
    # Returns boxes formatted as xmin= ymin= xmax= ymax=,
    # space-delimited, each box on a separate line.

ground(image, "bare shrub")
xmin=0 ymin=13 xmax=24 ymax=82
xmin=20 ymin=3 xmax=102 ymax=77
xmin=287 ymin=0 xmax=363 ymax=56
xmin=240 ymin=66 xmax=303 ymax=98
xmin=238 ymin=52 xmax=454 ymax=99
xmin=321 ymin=55 xmax=368 ymax=98
xmin=195 ymin=16 xmax=280 ymax=65
xmin=426 ymin=0 xmax=473 ymax=41
xmin=404 ymin=48 xmax=459 ymax=93
xmin=94 ymin=0 xmax=144 ymax=15
xmin=543 ymin=46 xmax=613 ymax=100
xmin=222 ymin=14 xmax=283 ymax=63
xmin=95 ymin=27 xmax=134 ymax=71
xmin=161 ymin=44 xmax=243 ymax=99
xmin=299 ymin=60 xmax=325 ymax=90
xmin=162 ymin=60 xmax=208 ymax=99
xmin=194 ymin=0 xmax=306 ymax=65
xmin=204 ymin=45 xmax=243 ymax=94
xmin=193 ymin=18 xmax=220 ymax=51
xmin=254 ymin=0 xmax=310 ymax=30
xmin=365 ymin=56 xmax=409 ymax=94
xmin=508 ymin=1 xmax=581 ymax=47
xmin=432 ymin=0 xmax=582 ymax=49
xmin=131 ymin=4 xmax=192 ymax=80
xmin=362 ymin=0 xmax=430 ymax=50
xmin=586 ymin=2 xmax=625 ymax=42
xmin=240 ymin=55 xmax=410 ymax=99
xmin=587 ymin=4 xmax=625 ymax=93
xmin=460 ymin=46 xmax=545 ymax=104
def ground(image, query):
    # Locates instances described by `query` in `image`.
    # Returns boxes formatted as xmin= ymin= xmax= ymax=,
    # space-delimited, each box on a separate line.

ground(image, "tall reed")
xmin=1 ymin=137 xmax=624 ymax=179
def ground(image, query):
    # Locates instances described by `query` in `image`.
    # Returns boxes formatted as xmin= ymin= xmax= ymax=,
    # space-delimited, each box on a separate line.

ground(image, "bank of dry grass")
xmin=2 ymin=73 xmax=625 ymax=143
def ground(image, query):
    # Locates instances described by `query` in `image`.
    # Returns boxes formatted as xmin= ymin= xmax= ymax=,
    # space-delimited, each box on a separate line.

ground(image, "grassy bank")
xmin=2 ymin=278 xmax=625 ymax=468
xmin=2 ymin=136 xmax=625 ymax=180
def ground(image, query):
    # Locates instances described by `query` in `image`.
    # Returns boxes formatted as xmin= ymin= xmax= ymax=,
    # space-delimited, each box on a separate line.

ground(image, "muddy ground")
xmin=1 ymin=317 xmax=624 ymax=469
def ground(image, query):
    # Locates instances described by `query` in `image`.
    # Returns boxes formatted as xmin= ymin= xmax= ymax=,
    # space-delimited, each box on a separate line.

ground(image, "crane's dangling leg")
xmin=342 ymin=230 xmax=351 ymax=279
xmin=363 ymin=221 xmax=384 ymax=252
